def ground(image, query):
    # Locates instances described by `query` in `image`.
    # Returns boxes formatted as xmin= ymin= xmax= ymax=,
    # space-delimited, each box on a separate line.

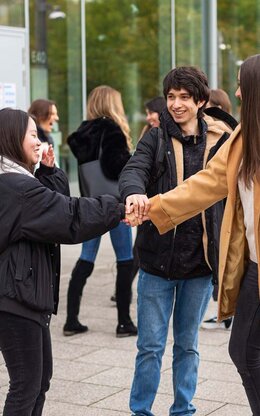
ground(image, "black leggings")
xmin=229 ymin=260 xmax=260 ymax=416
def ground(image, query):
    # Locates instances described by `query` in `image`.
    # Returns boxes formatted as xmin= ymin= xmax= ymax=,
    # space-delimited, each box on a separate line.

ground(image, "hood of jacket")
xmin=67 ymin=117 xmax=121 ymax=164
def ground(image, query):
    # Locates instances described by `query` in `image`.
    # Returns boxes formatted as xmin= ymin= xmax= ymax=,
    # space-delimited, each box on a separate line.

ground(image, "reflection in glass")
xmin=85 ymin=0 xmax=172 ymax=143
xmin=29 ymin=0 xmax=82 ymax=177
xmin=0 ymin=1 xmax=25 ymax=27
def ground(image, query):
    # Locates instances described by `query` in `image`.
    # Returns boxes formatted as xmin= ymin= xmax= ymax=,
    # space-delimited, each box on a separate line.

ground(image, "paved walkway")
xmin=0 ymin=233 xmax=251 ymax=415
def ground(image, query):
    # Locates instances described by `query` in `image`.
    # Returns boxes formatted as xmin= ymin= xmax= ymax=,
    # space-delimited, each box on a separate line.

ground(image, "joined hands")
xmin=123 ymin=194 xmax=151 ymax=227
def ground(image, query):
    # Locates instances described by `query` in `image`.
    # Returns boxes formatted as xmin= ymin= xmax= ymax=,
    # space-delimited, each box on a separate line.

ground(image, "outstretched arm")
xmin=148 ymin=136 xmax=232 ymax=234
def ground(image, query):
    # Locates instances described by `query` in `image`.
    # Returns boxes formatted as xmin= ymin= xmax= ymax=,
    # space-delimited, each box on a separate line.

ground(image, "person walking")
xmin=119 ymin=66 xmax=233 ymax=416
xmin=0 ymin=107 xmax=125 ymax=416
xmin=63 ymin=85 xmax=137 ymax=338
xmin=132 ymin=54 xmax=260 ymax=416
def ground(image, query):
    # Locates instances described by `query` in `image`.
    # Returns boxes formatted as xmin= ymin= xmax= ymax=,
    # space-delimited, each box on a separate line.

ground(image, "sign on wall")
xmin=0 ymin=83 xmax=16 ymax=109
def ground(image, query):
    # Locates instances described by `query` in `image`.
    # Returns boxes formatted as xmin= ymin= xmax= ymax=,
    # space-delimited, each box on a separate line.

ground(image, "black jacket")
xmin=0 ymin=162 xmax=124 ymax=326
xmin=119 ymin=109 xmax=236 ymax=281
xmin=67 ymin=117 xmax=131 ymax=195
xmin=37 ymin=125 xmax=54 ymax=146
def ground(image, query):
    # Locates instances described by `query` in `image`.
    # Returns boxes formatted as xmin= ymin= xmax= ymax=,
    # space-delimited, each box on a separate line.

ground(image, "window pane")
xmin=0 ymin=1 xmax=25 ymax=27
xmin=29 ymin=0 xmax=83 ymax=175
xmin=85 ymin=0 xmax=172 ymax=143
xmin=175 ymin=0 xmax=202 ymax=67
xmin=218 ymin=0 xmax=260 ymax=117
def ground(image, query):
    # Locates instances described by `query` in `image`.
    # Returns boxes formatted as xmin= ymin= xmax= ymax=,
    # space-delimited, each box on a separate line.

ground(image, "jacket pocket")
xmin=2 ymin=241 xmax=54 ymax=312
xmin=14 ymin=241 xmax=54 ymax=312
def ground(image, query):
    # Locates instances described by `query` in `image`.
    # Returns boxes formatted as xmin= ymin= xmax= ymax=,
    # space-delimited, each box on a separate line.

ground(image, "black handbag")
xmin=78 ymin=134 xmax=120 ymax=200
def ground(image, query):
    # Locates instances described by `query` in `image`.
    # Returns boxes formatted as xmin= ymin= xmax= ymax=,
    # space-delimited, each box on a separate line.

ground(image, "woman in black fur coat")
xmin=63 ymin=85 xmax=137 ymax=337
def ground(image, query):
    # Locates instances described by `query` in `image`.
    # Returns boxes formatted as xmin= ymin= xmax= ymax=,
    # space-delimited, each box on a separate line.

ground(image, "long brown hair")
xmin=87 ymin=85 xmax=132 ymax=150
xmin=28 ymin=99 xmax=55 ymax=125
xmin=240 ymin=54 xmax=260 ymax=187
xmin=0 ymin=108 xmax=31 ymax=172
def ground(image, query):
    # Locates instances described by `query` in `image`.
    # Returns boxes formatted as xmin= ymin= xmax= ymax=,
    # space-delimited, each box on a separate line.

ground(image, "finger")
xmin=143 ymin=199 xmax=151 ymax=216
xmin=125 ymin=197 xmax=134 ymax=214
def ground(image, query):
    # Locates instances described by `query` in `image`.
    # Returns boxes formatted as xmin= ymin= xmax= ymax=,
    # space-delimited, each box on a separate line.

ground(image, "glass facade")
xmin=85 ymin=0 xmax=172 ymax=142
xmin=2 ymin=0 xmax=260 ymax=182
xmin=29 ymin=0 xmax=83 ymax=176
xmin=0 ymin=1 xmax=25 ymax=27
xmin=217 ymin=0 xmax=260 ymax=116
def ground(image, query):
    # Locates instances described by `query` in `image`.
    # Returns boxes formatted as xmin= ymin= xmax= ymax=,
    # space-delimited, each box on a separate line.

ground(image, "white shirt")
xmin=238 ymin=179 xmax=257 ymax=263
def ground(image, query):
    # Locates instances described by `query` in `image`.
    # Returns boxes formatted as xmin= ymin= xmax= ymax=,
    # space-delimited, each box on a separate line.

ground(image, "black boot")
xmin=63 ymin=259 xmax=94 ymax=336
xmin=115 ymin=260 xmax=137 ymax=338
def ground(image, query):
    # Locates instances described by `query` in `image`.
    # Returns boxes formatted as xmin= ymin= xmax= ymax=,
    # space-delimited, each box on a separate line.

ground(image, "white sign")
xmin=0 ymin=83 xmax=17 ymax=109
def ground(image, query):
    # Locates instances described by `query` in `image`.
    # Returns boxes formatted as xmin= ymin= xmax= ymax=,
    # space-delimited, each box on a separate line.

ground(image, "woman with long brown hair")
xmin=127 ymin=54 xmax=260 ymax=415
xmin=63 ymin=85 xmax=137 ymax=338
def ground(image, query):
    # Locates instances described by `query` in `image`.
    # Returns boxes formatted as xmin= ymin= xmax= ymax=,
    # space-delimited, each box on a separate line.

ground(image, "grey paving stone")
xmin=53 ymin=358 xmax=110 ymax=382
xmin=46 ymin=378 xmax=121 ymax=406
xmin=195 ymin=379 xmax=249 ymax=405
xmin=209 ymin=403 xmax=251 ymax=415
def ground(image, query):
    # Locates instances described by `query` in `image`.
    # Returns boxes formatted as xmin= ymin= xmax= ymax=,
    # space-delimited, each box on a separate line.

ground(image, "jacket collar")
xmin=0 ymin=157 xmax=34 ymax=178
xmin=160 ymin=108 xmax=207 ymax=145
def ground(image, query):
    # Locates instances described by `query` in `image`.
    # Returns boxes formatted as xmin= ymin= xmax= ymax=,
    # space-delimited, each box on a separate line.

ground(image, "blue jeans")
xmin=130 ymin=270 xmax=213 ymax=416
xmin=80 ymin=222 xmax=133 ymax=262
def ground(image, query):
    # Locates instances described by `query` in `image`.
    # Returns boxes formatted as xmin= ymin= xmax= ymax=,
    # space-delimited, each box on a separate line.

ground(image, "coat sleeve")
xmin=18 ymin=177 xmax=124 ymax=244
xmin=148 ymin=136 xmax=230 ymax=234
xmin=119 ymin=129 xmax=158 ymax=202
xmin=35 ymin=163 xmax=70 ymax=196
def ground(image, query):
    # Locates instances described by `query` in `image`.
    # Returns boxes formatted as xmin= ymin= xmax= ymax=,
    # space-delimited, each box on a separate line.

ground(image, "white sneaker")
xmin=201 ymin=316 xmax=233 ymax=330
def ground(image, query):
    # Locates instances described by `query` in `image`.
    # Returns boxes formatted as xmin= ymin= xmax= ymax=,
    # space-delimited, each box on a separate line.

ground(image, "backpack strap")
xmin=150 ymin=127 xmax=166 ymax=184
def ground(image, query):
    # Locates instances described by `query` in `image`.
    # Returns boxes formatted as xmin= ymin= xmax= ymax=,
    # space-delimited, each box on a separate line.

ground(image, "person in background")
xmin=207 ymin=88 xmax=232 ymax=114
xmin=139 ymin=96 xmax=166 ymax=138
xmin=110 ymin=96 xmax=166 ymax=303
xmin=63 ymin=85 xmax=137 ymax=338
xmin=131 ymin=96 xmax=167 ymax=283
xmin=28 ymin=99 xmax=59 ymax=146
xmin=202 ymin=87 xmax=234 ymax=330
xmin=119 ymin=66 xmax=232 ymax=416
xmin=132 ymin=53 xmax=260 ymax=416
xmin=0 ymin=107 xmax=125 ymax=416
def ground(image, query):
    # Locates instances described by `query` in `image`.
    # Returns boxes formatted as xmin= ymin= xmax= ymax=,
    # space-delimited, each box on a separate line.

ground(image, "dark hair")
xmin=28 ymin=99 xmax=55 ymax=125
xmin=240 ymin=54 xmax=260 ymax=187
xmin=209 ymin=89 xmax=232 ymax=114
xmin=163 ymin=66 xmax=210 ymax=118
xmin=0 ymin=108 xmax=31 ymax=171
xmin=145 ymin=96 xmax=166 ymax=115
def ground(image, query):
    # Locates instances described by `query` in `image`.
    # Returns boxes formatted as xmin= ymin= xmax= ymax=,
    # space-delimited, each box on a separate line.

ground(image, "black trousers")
xmin=229 ymin=260 xmax=260 ymax=416
xmin=0 ymin=312 xmax=52 ymax=416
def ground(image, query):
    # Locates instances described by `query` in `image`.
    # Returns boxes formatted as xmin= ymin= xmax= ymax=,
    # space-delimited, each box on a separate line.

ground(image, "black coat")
xmin=67 ymin=117 xmax=131 ymax=192
xmin=119 ymin=110 xmax=235 ymax=281
xmin=0 ymin=163 xmax=123 ymax=326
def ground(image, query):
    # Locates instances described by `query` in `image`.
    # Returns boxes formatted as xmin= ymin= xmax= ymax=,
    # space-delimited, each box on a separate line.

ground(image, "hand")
xmin=125 ymin=194 xmax=151 ymax=219
xmin=124 ymin=212 xmax=150 ymax=227
xmin=41 ymin=144 xmax=55 ymax=167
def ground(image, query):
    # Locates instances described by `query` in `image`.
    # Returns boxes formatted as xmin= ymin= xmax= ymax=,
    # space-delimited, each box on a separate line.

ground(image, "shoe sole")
xmin=116 ymin=332 xmax=137 ymax=338
xmin=200 ymin=323 xmax=231 ymax=330
xmin=63 ymin=329 xmax=88 ymax=336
